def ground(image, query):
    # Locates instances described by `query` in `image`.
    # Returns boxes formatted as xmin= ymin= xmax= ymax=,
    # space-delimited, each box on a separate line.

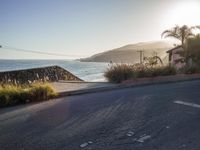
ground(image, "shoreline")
xmin=0 ymin=60 xmax=108 ymax=82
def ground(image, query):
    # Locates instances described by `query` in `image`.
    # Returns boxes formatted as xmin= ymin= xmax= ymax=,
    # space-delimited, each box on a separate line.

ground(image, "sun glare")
xmin=164 ymin=1 xmax=200 ymax=28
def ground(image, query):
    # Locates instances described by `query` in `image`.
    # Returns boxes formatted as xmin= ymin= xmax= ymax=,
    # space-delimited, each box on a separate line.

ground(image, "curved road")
xmin=1 ymin=80 xmax=200 ymax=150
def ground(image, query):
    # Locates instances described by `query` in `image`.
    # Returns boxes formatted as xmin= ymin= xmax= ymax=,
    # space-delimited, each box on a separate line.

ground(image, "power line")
xmin=0 ymin=45 xmax=87 ymax=57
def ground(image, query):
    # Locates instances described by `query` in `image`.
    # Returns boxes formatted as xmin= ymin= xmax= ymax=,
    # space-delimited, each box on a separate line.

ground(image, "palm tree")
xmin=186 ymin=34 xmax=200 ymax=66
xmin=162 ymin=25 xmax=200 ymax=66
xmin=161 ymin=25 xmax=199 ymax=46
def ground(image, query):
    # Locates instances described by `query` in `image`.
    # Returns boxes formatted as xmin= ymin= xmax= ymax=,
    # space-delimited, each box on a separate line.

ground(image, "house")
xmin=167 ymin=46 xmax=185 ymax=69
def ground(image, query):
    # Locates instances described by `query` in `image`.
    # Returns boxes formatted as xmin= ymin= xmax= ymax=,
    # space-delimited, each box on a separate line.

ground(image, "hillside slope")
xmin=80 ymin=41 xmax=174 ymax=63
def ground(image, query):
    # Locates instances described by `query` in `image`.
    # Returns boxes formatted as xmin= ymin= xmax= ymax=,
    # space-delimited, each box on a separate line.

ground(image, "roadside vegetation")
xmin=105 ymin=59 xmax=200 ymax=83
xmin=0 ymin=83 xmax=57 ymax=107
xmin=162 ymin=25 xmax=200 ymax=74
xmin=162 ymin=25 xmax=200 ymax=66
xmin=105 ymin=64 xmax=177 ymax=83
xmin=104 ymin=64 xmax=134 ymax=83
xmin=105 ymin=24 xmax=200 ymax=83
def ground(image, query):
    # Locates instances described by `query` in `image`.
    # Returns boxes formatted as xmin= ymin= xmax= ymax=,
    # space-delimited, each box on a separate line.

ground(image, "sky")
xmin=0 ymin=0 xmax=200 ymax=59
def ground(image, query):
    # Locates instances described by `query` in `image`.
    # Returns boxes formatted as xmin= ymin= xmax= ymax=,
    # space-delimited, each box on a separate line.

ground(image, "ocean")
xmin=0 ymin=60 xmax=109 ymax=82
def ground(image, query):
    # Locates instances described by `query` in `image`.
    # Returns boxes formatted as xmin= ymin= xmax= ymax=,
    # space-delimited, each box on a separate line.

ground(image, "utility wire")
xmin=0 ymin=45 xmax=87 ymax=57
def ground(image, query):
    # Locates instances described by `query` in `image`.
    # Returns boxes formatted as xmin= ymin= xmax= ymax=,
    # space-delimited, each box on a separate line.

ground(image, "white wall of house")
xmin=168 ymin=47 xmax=185 ymax=69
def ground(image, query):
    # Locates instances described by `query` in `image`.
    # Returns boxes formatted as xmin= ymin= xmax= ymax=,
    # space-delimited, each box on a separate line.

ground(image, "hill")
xmin=80 ymin=41 xmax=174 ymax=63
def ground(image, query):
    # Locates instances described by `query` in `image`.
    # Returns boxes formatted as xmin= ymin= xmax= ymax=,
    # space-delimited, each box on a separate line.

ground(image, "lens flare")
xmin=163 ymin=1 xmax=200 ymax=28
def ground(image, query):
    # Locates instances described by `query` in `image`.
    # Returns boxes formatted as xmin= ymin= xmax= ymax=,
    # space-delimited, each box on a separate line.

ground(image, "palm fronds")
xmin=161 ymin=25 xmax=199 ymax=45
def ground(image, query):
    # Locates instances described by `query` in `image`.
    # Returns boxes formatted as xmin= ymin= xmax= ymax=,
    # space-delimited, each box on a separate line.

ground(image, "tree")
xmin=186 ymin=34 xmax=200 ymax=66
xmin=161 ymin=25 xmax=199 ymax=46
xmin=194 ymin=34 xmax=200 ymax=39
xmin=162 ymin=25 xmax=200 ymax=66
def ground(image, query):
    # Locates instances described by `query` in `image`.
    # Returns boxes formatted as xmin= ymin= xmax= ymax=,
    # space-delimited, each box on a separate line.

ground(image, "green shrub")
xmin=160 ymin=65 xmax=177 ymax=76
xmin=0 ymin=83 xmax=57 ymax=107
xmin=133 ymin=66 xmax=176 ymax=78
xmin=151 ymin=67 xmax=162 ymax=76
xmin=104 ymin=64 xmax=134 ymax=83
xmin=134 ymin=66 xmax=150 ymax=78
xmin=0 ymin=85 xmax=23 ymax=106
xmin=105 ymin=64 xmax=177 ymax=83
xmin=180 ymin=65 xmax=200 ymax=74
xmin=29 ymin=83 xmax=57 ymax=101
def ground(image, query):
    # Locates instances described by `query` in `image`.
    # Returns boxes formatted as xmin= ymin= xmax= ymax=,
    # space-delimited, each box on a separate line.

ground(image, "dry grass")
xmin=104 ymin=64 xmax=134 ymax=83
xmin=0 ymin=83 xmax=57 ymax=107
xmin=105 ymin=64 xmax=177 ymax=83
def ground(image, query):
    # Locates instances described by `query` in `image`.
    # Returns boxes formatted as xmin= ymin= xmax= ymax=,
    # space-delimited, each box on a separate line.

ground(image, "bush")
xmin=133 ymin=66 xmax=151 ymax=78
xmin=29 ymin=83 xmax=57 ymax=101
xmin=104 ymin=64 xmax=134 ymax=83
xmin=134 ymin=66 xmax=176 ymax=78
xmin=180 ymin=65 xmax=200 ymax=74
xmin=159 ymin=65 xmax=177 ymax=76
xmin=105 ymin=64 xmax=177 ymax=83
xmin=0 ymin=83 xmax=57 ymax=107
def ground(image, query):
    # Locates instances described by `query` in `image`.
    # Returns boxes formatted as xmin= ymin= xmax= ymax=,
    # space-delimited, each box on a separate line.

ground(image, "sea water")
xmin=0 ymin=60 xmax=109 ymax=82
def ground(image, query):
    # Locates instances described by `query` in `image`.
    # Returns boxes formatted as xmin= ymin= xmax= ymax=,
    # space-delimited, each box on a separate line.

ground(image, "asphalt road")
xmin=1 ymin=80 xmax=200 ymax=150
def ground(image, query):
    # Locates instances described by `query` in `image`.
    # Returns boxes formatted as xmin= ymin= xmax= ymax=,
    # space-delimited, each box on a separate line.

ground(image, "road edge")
xmin=57 ymin=75 xmax=200 ymax=97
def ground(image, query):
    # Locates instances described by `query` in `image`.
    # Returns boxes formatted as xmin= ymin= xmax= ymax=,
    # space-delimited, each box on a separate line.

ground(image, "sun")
xmin=164 ymin=1 xmax=200 ymax=27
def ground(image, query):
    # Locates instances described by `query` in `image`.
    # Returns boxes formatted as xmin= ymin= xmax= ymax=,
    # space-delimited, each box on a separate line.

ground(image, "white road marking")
xmin=136 ymin=135 xmax=151 ymax=143
xmin=174 ymin=101 xmax=200 ymax=109
xmin=126 ymin=131 xmax=134 ymax=137
xmin=80 ymin=143 xmax=88 ymax=148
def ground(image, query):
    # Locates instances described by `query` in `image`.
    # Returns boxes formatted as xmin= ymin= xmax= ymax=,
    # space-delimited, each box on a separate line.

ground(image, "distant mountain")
xmin=80 ymin=41 xmax=174 ymax=63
